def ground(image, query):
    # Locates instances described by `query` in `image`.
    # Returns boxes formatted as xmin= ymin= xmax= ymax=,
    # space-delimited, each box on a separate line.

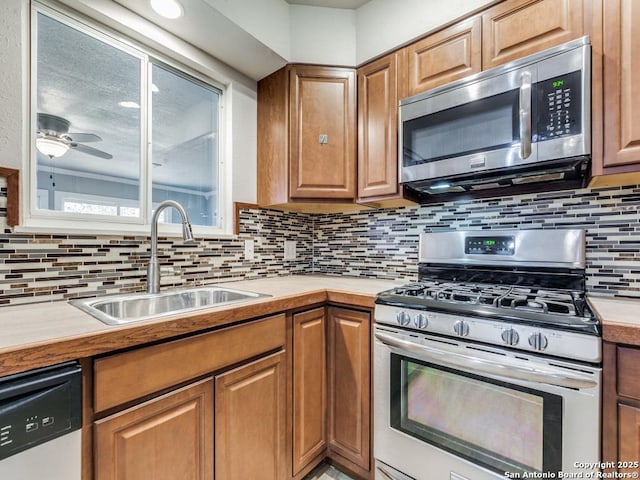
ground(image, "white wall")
xmin=355 ymin=0 xmax=498 ymax=64
xmin=0 ymin=1 xmax=28 ymax=172
xmin=202 ymin=0 xmax=291 ymax=61
xmin=289 ymin=5 xmax=356 ymax=66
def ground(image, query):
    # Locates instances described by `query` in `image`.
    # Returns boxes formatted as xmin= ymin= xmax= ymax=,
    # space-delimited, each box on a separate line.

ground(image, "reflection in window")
xmin=33 ymin=8 xmax=223 ymax=231
xmin=36 ymin=12 xmax=141 ymax=217
xmin=151 ymin=64 xmax=220 ymax=228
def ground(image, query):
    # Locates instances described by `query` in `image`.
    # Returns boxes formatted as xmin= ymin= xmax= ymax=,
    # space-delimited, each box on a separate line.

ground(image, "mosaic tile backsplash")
xmin=314 ymin=184 xmax=640 ymax=298
xmin=1 ymin=180 xmax=640 ymax=306
xmin=0 ymin=198 xmax=313 ymax=306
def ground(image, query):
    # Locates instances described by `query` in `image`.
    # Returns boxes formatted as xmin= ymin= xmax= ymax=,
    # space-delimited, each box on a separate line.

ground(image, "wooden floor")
xmin=303 ymin=463 xmax=356 ymax=480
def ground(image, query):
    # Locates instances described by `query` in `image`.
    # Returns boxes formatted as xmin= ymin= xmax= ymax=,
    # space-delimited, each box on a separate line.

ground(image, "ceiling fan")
xmin=36 ymin=113 xmax=113 ymax=159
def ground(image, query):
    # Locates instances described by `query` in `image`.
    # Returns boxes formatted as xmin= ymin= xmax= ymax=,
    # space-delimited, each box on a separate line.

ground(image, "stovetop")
xmin=374 ymin=230 xmax=601 ymax=362
xmin=376 ymin=280 xmax=599 ymax=335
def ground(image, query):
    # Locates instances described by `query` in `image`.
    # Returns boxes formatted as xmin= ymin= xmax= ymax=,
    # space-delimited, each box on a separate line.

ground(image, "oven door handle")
xmin=374 ymin=332 xmax=597 ymax=389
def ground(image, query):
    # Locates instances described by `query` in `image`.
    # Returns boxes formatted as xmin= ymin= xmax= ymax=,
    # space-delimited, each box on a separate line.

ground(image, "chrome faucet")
xmin=147 ymin=200 xmax=195 ymax=294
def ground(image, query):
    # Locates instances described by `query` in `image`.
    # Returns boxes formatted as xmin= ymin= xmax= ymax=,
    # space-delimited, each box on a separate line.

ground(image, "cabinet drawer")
xmin=94 ymin=314 xmax=286 ymax=412
xmin=618 ymin=346 xmax=640 ymax=400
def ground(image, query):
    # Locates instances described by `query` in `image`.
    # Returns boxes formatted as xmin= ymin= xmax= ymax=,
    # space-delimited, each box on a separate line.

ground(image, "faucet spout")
xmin=147 ymin=200 xmax=195 ymax=294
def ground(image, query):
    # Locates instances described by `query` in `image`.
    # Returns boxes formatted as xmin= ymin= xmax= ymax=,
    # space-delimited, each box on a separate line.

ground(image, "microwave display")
xmin=535 ymin=70 xmax=582 ymax=142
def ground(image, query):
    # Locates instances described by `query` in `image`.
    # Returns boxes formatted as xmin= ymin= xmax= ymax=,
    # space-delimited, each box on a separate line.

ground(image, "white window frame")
xmin=23 ymin=1 xmax=231 ymax=238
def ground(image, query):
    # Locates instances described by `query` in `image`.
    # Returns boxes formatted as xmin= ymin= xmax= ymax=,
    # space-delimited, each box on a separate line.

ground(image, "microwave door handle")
xmin=374 ymin=331 xmax=597 ymax=389
xmin=519 ymin=71 xmax=532 ymax=159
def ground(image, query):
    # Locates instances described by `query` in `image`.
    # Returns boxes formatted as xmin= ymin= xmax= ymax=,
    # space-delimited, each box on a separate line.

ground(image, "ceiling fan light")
xmin=36 ymin=137 xmax=70 ymax=158
xmin=150 ymin=0 xmax=183 ymax=19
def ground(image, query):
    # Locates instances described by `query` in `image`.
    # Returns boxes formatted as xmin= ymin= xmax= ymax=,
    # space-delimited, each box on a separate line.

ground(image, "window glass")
xmin=151 ymin=64 xmax=220 ymax=228
xmin=33 ymin=8 xmax=224 ymax=232
xmin=36 ymin=12 xmax=142 ymax=217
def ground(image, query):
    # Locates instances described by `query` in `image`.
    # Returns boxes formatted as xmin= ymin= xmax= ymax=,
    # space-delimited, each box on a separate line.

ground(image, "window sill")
xmin=15 ymin=219 xmax=235 ymax=240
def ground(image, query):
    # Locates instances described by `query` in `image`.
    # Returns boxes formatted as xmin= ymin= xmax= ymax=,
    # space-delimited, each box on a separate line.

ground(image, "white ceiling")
xmin=285 ymin=0 xmax=371 ymax=8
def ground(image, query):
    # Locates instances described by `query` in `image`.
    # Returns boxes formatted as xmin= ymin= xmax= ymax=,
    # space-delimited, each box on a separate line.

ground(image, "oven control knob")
xmin=414 ymin=313 xmax=428 ymax=329
xmin=453 ymin=320 xmax=469 ymax=337
xmin=501 ymin=328 xmax=520 ymax=346
xmin=528 ymin=332 xmax=549 ymax=351
xmin=396 ymin=311 xmax=411 ymax=326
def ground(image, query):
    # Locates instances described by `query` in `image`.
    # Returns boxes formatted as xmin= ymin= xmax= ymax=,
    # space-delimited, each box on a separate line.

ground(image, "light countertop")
xmin=589 ymin=294 xmax=640 ymax=346
xmin=2 ymin=277 xmax=639 ymax=376
xmin=0 ymin=275 xmax=401 ymax=376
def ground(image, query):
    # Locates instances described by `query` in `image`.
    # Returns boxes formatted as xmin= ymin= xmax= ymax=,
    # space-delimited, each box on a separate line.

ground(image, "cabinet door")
xmin=406 ymin=16 xmax=481 ymax=96
xmin=293 ymin=307 xmax=327 ymax=474
xmin=602 ymin=0 xmax=640 ymax=168
xmin=619 ymin=404 xmax=640 ymax=474
xmin=94 ymin=378 xmax=213 ymax=480
xmin=482 ymin=0 xmax=585 ymax=69
xmin=357 ymin=53 xmax=402 ymax=200
xmin=215 ymin=351 xmax=286 ymax=480
xmin=289 ymin=66 xmax=356 ymax=200
xmin=327 ymin=307 xmax=371 ymax=471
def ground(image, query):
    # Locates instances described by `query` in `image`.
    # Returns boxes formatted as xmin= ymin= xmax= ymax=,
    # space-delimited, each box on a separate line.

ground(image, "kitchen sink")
xmin=70 ymin=286 xmax=270 ymax=325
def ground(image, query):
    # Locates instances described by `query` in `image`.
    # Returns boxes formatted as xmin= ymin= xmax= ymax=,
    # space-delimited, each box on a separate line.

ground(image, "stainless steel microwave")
xmin=400 ymin=36 xmax=591 ymax=203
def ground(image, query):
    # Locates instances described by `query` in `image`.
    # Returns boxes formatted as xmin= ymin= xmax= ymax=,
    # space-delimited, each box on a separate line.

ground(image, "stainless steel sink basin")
xmin=70 ymin=286 xmax=270 ymax=325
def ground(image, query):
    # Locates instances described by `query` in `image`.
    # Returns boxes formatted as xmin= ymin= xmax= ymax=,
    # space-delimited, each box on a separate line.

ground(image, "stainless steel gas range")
xmin=373 ymin=229 xmax=601 ymax=480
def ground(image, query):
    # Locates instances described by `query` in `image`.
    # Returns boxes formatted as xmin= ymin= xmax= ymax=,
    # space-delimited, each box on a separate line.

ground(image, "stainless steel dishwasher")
xmin=0 ymin=361 xmax=82 ymax=480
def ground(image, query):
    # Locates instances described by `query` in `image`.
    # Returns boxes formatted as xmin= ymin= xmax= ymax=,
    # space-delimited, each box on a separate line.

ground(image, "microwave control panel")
xmin=535 ymin=70 xmax=582 ymax=142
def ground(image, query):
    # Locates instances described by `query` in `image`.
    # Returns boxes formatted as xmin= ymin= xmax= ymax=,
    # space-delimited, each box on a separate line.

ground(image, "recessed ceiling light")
xmin=118 ymin=101 xmax=140 ymax=109
xmin=150 ymin=0 xmax=183 ymax=19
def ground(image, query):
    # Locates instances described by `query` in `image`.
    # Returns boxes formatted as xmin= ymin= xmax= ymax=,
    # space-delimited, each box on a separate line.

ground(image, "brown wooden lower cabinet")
xmin=603 ymin=342 xmax=640 ymax=474
xmin=327 ymin=306 xmax=371 ymax=473
xmin=215 ymin=351 xmax=287 ymax=480
xmin=91 ymin=306 xmax=373 ymax=480
xmin=94 ymin=378 xmax=214 ymax=480
xmin=293 ymin=307 xmax=328 ymax=474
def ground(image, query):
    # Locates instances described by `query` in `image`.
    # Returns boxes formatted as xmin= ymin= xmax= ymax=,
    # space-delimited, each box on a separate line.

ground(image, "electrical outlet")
xmin=284 ymin=240 xmax=296 ymax=260
xmin=244 ymin=239 xmax=254 ymax=261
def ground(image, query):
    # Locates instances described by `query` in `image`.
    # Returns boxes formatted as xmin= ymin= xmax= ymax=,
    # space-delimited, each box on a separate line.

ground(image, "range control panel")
xmin=535 ymin=70 xmax=582 ymax=141
xmin=465 ymin=236 xmax=515 ymax=255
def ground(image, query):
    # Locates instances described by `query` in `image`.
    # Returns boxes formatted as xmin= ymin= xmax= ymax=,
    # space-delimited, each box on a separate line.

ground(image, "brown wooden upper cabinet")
xmin=600 ymin=0 xmax=640 ymax=171
xmin=406 ymin=15 xmax=482 ymax=96
xmin=482 ymin=0 xmax=586 ymax=69
xmin=357 ymin=51 xmax=406 ymax=201
xmin=257 ymin=65 xmax=356 ymax=209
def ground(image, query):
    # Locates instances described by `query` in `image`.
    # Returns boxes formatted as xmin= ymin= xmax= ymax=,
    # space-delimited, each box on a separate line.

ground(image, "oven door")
xmin=373 ymin=325 xmax=601 ymax=480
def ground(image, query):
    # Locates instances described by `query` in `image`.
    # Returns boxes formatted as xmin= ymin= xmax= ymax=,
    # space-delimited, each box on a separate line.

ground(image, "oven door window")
xmin=390 ymin=354 xmax=562 ymax=476
xmin=402 ymin=89 xmax=520 ymax=167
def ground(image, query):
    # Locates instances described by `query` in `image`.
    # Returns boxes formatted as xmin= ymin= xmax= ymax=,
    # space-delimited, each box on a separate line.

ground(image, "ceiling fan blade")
xmin=71 ymin=143 xmax=113 ymax=159
xmin=64 ymin=132 xmax=103 ymax=143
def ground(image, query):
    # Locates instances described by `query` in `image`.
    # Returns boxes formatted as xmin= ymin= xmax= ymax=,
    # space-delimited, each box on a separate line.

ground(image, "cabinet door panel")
xmin=603 ymin=0 xmax=640 ymax=167
xmin=617 ymin=346 xmax=640 ymax=400
xmin=215 ymin=351 xmax=286 ymax=480
xmin=482 ymin=0 xmax=584 ymax=69
xmin=95 ymin=379 xmax=213 ymax=480
xmin=407 ymin=16 xmax=481 ymax=96
xmin=619 ymin=403 xmax=640 ymax=473
xmin=293 ymin=307 xmax=327 ymax=473
xmin=327 ymin=307 xmax=370 ymax=470
xmin=358 ymin=53 xmax=400 ymax=199
xmin=289 ymin=66 xmax=356 ymax=199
